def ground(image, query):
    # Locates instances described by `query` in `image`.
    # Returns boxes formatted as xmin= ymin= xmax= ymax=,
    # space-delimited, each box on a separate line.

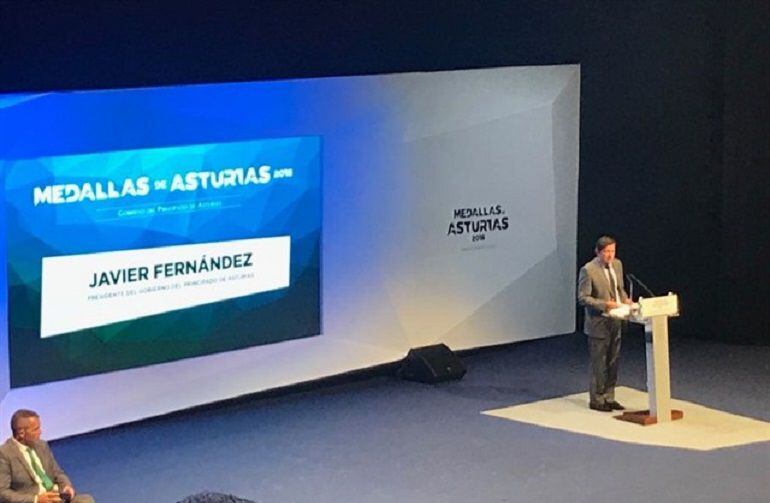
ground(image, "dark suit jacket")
xmin=577 ymin=257 xmax=629 ymax=338
xmin=0 ymin=438 xmax=72 ymax=503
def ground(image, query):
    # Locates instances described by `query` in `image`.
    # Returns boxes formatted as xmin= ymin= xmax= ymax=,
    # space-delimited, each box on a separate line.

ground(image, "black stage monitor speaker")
xmin=398 ymin=343 xmax=466 ymax=383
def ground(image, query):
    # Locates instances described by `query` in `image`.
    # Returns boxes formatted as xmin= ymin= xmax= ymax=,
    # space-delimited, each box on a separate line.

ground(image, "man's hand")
xmin=606 ymin=300 xmax=619 ymax=311
xmin=38 ymin=491 xmax=62 ymax=503
xmin=623 ymin=298 xmax=633 ymax=305
xmin=62 ymin=485 xmax=76 ymax=498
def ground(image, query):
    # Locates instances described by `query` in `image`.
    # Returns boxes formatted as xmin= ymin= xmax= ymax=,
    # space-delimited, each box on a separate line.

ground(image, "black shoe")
xmin=589 ymin=402 xmax=613 ymax=412
xmin=607 ymin=401 xmax=625 ymax=410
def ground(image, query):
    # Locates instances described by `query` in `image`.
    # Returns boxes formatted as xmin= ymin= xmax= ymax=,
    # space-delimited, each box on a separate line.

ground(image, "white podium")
xmin=616 ymin=293 xmax=684 ymax=426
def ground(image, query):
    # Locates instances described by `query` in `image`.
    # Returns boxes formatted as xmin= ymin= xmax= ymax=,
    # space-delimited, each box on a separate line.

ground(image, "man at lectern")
xmin=0 ymin=409 xmax=94 ymax=503
xmin=578 ymin=235 xmax=633 ymax=412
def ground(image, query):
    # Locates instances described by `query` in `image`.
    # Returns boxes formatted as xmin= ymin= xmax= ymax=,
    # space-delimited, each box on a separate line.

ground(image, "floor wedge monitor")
xmin=398 ymin=344 xmax=466 ymax=384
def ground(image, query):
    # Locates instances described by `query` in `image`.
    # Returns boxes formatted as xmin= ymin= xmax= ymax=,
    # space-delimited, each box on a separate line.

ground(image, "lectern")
xmin=616 ymin=293 xmax=683 ymax=425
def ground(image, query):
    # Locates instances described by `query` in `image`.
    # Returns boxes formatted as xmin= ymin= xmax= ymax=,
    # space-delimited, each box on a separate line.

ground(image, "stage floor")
xmin=53 ymin=332 xmax=770 ymax=503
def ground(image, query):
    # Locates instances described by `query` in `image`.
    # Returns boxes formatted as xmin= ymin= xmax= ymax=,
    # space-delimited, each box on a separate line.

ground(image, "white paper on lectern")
xmin=607 ymin=303 xmax=633 ymax=319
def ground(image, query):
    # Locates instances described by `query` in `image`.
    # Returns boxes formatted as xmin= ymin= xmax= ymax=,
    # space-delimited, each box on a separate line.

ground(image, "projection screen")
xmin=0 ymin=64 xmax=579 ymax=438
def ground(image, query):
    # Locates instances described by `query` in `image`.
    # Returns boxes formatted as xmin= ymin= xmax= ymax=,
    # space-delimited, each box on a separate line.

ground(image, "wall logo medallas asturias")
xmin=446 ymin=204 xmax=509 ymax=246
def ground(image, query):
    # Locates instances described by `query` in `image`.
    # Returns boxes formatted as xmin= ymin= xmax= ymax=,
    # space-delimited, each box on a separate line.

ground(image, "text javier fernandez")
xmin=89 ymin=252 xmax=253 ymax=288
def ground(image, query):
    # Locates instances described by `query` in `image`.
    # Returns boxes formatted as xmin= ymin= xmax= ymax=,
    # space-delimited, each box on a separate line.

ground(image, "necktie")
xmin=26 ymin=447 xmax=54 ymax=491
xmin=606 ymin=265 xmax=617 ymax=301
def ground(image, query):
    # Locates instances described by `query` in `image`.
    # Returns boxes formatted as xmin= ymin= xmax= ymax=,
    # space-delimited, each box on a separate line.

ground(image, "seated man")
xmin=0 ymin=409 xmax=94 ymax=503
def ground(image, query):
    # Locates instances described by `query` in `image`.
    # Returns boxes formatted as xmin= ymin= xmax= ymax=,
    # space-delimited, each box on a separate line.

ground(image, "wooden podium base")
xmin=614 ymin=409 xmax=684 ymax=426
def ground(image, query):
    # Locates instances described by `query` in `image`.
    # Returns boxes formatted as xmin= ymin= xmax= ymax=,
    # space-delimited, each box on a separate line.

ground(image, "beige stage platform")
xmin=482 ymin=386 xmax=770 ymax=451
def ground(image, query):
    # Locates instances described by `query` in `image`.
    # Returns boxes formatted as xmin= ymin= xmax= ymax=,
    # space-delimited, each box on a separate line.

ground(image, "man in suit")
xmin=578 ymin=235 xmax=633 ymax=412
xmin=0 ymin=410 xmax=94 ymax=503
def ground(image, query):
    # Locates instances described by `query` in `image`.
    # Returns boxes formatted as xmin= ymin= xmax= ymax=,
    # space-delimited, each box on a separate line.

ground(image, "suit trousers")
xmin=587 ymin=320 xmax=622 ymax=405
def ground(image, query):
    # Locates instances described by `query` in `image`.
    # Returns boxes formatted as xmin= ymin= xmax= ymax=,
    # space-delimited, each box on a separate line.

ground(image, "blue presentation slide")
xmin=0 ymin=90 xmax=322 ymax=387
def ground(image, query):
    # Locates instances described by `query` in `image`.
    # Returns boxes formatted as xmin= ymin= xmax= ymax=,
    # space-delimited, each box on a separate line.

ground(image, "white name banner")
xmin=40 ymin=236 xmax=290 ymax=338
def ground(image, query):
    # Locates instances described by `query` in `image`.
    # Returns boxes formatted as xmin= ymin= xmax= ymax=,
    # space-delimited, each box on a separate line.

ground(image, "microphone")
xmin=627 ymin=273 xmax=655 ymax=297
